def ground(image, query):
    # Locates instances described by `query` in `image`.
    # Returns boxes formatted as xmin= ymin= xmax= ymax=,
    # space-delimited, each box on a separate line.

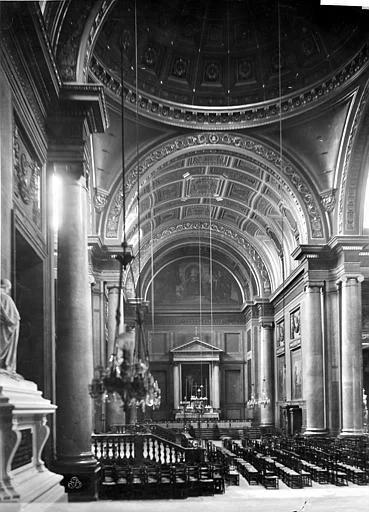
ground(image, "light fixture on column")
xmin=247 ymin=384 xmax=258 ymax=409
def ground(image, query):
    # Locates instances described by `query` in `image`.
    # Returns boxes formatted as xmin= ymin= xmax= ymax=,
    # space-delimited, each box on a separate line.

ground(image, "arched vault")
xmin=101 ymin=132 xmax=328 ymax=295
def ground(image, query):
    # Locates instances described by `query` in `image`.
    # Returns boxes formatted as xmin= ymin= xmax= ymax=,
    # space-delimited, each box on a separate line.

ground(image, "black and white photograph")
xmin=1 ymin=0 xmax=369 ymax=511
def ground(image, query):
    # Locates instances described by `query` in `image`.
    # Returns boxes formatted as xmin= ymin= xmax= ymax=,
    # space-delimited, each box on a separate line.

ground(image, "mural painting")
xmin=291 ymin=349 xmax=302 ymax=400
xmin=290 ymin=308 xmax=301 ymax=339
xmin=152 ymin=259 xmax=242 ymax=306
xmin=277 ymin=355 xmax=286 ymax=401
xmin=277 ymin=319 xmax=285 ymax=347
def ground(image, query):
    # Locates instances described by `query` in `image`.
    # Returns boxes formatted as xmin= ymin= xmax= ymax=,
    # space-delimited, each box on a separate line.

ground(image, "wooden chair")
xmin=225 ymin=465 xmax=240 ymax=486
xmin=198 ymin=465 xmax=215 ymax=495
xmin=260 ymin=470 xmax=279 ymax=489
xmin=186 ymin=464 xmax=200 ymax=496
xmin=171 ymin=464 xmax=188 ymax=499
xmin=211 ymin=464 xmax=225 ymax=494
xmin=100 ymin=465 xmax=117 ymax=499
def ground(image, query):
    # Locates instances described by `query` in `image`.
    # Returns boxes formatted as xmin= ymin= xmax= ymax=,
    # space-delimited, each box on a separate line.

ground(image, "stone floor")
xmin=2 ymin=475 xmax=369 ymax=512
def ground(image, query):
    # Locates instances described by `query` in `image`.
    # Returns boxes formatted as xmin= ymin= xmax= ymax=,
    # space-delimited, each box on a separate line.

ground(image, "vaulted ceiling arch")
xmin=101 ymin=132 xmax=327 ymax=293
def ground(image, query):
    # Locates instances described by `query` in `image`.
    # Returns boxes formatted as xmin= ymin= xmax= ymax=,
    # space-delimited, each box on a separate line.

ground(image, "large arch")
xmin=101 ymin=131 xmax=328 ymax=293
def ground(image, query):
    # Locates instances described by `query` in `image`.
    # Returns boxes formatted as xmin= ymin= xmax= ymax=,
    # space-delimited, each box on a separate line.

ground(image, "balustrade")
xmin=92 ymin=432 xmax=198 ymax=465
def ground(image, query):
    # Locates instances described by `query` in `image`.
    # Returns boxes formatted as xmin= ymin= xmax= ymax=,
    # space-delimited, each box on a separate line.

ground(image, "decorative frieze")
xmin=152 ymin=315 xmax=244 ymax=325
xmin=93 ymin=188 xmax=109 ymax=213
xmin=320 ymin=188 xmax=337 ymax=212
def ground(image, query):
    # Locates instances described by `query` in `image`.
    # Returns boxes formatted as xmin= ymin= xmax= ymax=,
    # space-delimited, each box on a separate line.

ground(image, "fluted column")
xmin=173 ymin=363 xmax=180 ymax=409
xmin=55 ymin=167 xmax=96 ymax=469
xmin=302 ymin=282 xmax=326 ymax=435
xmin=259 ymin=321 xmax=274 ymax=427
xmin=106 ymin=285 xmax=125 ymax=430
xmin=213 ymin=362 xmax=220 ymax=409
xmin=340 ymin=274 xmax=364 ymax=436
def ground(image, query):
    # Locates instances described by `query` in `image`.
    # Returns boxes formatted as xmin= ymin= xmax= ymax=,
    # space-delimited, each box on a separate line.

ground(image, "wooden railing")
xmin=91 ymin=432 xmax=201 ymax=465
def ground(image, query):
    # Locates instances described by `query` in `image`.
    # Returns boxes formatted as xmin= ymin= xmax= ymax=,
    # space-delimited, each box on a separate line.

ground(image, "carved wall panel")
xmin=13 ymin=124 xmax=43 ymax=233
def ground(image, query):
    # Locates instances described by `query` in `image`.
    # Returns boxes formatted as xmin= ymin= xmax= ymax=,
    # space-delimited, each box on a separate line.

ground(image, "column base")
xmin=303 ymin=428 xmax=328 ymax=436
xmin=54 ymin=454 xmax=100 ymax=502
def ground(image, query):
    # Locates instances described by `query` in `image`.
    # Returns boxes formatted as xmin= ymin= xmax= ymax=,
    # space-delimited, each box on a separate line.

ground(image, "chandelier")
xmin=89 ymin=24 xmax=160 ymax=413
xmin=246 ymin=381 xmax=270 ymax=409
xmin=258 ymin=378 xmax=271 ymax=408
xmin=247 ymin=384 xmax=258 ymax=409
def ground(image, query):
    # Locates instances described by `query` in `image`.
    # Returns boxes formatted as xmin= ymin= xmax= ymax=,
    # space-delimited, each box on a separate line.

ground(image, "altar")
xmin=175 ymin=396 xmax=219 ymax=421
xmin=170 ymin=336 xmax=223 ymax=421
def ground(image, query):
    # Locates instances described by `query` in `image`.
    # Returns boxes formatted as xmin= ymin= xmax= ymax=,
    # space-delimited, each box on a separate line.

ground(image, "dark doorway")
xmin=181 ymin=363 xmax=209 ymax=400
xmin=15 ymin=230 xmax=45 ymax=391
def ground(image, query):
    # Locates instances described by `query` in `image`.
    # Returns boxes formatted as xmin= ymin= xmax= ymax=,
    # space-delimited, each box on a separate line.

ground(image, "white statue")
xmin=0 ymin=278 xmax=20 ymax=373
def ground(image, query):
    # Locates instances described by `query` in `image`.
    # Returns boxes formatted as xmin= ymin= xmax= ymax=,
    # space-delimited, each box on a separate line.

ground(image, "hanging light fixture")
xmin=89 ymin=4 xmax=160 ymax=413
xmin=258 ymin=378 xmax=271 ymax=408
xmin=247 ymin=384 xmax=258 ymax=409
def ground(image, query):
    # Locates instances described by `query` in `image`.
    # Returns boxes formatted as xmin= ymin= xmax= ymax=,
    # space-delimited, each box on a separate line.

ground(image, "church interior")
xmin=1 ymin=0 xmax=369 ymax=509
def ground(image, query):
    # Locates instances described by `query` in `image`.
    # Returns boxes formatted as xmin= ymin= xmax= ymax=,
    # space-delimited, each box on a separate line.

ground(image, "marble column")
xmin=213 ymin=362 xmax=220 ymax=409
xmin=302 ymin=282 xmax=326 ymax=435
xmin=259 ymin=322 xmax=274 ymax=427
xmin=173 ymin=363 xmax=180 ymax=409
xmin=55 ymin=166 xmax=97 ymax=475
xmin=106 ymin=285 xmax=125 ymax=429
xmin=340 ymin=275 xmax=364 ymax=436
xmin=48 ymin=85 xmax=107 ymax=500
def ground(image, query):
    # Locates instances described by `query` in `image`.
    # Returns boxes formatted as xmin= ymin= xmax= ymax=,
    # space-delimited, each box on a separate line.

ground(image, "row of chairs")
xmin=230 ymin=441 xmax=309 ymax=489
xmin=100 ymin=462 xmax=225 ymax=499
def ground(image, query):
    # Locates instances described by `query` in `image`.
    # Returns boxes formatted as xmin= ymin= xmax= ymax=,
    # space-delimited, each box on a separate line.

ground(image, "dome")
xmin=92 ymin=0 xmax=368 ymax=110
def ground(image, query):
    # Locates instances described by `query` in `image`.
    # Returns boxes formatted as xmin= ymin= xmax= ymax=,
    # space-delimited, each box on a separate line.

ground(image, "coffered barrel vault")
xmin=101 ymin=131 xmax=328 ymax=295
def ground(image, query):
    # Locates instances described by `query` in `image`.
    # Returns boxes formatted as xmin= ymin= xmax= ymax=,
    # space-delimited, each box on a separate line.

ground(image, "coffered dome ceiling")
xmin=90 ymin=0 xmax=369 ymax=127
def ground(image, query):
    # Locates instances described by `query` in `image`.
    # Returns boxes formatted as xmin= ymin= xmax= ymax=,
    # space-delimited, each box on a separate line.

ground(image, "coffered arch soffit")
xmin=102 ymin=132 xmax=328 ymax=244
xmin=101 ymin=132 xmax=327 ymax=291
xmin=337 ymin=81 xmax=369 ymax=235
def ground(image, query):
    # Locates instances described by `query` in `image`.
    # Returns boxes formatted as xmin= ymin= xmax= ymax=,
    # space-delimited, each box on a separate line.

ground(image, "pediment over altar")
xmin=171 ymin=336 xmax=222 ymax=362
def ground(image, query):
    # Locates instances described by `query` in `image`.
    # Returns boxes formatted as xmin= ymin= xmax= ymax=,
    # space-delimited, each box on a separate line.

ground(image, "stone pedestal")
xmin=0 ymin=373 xmax=63 ymax=503
xmin=302 ymin=282 xmax=327 ymax=435
xmin=340 ymin=275 xmax=364 ymax=436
